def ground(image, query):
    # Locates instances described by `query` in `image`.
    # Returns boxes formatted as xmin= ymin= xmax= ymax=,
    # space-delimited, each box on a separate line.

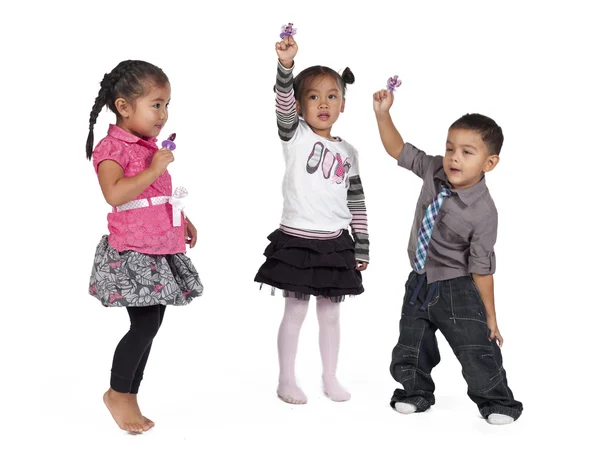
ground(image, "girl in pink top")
xmin=86 ymin=60 xmax=203 ymax=433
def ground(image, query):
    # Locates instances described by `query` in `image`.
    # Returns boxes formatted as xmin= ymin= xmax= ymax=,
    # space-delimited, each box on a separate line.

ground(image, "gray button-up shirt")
xmin=398 ymin=143 xmax=497 ymax=283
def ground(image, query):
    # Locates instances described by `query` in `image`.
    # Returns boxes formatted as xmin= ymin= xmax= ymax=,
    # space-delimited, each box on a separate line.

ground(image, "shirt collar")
xmin=434 ymin=169 xmax=488 ymax=206
xmin=107 ymin=124 xmax=158 ymax=148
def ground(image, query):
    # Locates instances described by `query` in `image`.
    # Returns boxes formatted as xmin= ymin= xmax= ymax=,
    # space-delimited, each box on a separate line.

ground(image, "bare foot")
xmin=130 ymin=394 xmax=155 ymax=431
xmin=323 ymin=376 xmax=351 ymax=402
xmin=277 ymin=382 xmax=307 ymax=404
xmin=103 ymin=389 xmax=147 ymax=433
xmin=143 ymin=416 xmax=155 ymax=429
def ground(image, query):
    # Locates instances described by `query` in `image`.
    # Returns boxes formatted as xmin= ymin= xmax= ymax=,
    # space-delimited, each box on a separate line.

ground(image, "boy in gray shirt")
xmin=373 ymin=88 xmax=523 ymax=425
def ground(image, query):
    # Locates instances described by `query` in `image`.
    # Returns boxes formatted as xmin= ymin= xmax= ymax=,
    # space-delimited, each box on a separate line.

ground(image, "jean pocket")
xmin=454 ymin=345 xmax=502 ymax=394
xmin=451 ymin=277 xmax=487 ymax=322
xmin=467 ymin=275 xmax=479 ymax=292
xmin=402 ymin=271 xmax=417 ymax=301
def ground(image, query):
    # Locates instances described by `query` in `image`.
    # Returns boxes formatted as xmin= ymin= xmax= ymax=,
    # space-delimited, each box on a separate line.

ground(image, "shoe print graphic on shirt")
xmin=305 ymin=141 xmax=351 ymax=185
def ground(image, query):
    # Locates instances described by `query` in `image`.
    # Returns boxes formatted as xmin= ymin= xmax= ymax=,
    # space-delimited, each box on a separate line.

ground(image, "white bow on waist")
xmin=113 ymin=186 xmax=188 ymax=227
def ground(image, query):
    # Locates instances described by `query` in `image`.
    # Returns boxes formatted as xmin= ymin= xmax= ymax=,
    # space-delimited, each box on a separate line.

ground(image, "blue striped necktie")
xmin=413 ymin=185 xmax=452 ymax=271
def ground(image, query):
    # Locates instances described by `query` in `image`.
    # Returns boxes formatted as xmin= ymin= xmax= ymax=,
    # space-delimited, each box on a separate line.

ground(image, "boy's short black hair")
xmin=449 ymin=113 xmax=503 ymax=156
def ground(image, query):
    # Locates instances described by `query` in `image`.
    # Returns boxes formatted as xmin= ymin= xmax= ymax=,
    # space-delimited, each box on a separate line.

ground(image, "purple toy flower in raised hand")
xmin=387 ymin=75 xmax=402 ymax=92
xmin=280 ymin=23 xmax=297 ymax=39
xmin=162 ymin=133 xmax=176 ymax=150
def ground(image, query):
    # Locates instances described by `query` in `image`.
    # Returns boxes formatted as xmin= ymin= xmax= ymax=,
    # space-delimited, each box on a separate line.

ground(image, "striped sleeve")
xmin=276 ymin=61 xmax=299 ymax=141
xmin=347 ymin=175 xmax=370 ymax=262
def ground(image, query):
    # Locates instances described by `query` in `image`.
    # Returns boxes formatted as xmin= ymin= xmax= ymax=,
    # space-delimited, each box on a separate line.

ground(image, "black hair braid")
xmin=104 ymin=60 xmax=142 ymax=114
xmin=85 ymin=61 xmax=136 ymax=160
xmin=86 ymin=60 xmax=167 ymax=160
xmin=86 ymin=85 xmax=109 ymax=160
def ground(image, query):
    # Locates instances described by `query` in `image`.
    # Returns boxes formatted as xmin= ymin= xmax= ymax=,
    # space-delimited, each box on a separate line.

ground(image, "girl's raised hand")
xmin=276 ymin=36 xmax=297 ymax=68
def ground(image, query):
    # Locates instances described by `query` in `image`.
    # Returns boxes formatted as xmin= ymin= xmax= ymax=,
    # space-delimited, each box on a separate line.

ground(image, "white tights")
xmin=276 ymin=296 xmax=350 ymax=403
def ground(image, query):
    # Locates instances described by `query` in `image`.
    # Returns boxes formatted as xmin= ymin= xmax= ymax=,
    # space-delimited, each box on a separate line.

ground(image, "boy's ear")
xmin=483 ymin=155 xmax=500 ymax=173
xmin=340 ymin=98 xmax=345 ymax=113
xmin=296 ymin=102 xmax=302 ymax=117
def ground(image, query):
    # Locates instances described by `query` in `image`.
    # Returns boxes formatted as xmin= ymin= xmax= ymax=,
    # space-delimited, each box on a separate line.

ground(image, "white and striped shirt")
xmin=275 ymin=62 xmax=370 ymax=262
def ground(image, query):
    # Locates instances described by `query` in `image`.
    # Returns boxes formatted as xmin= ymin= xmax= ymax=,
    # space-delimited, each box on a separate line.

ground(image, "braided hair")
xmin=86 ymin=60 xmax=169 ymax=159
xmin=293 ymin=66 xmax=355 ymax=101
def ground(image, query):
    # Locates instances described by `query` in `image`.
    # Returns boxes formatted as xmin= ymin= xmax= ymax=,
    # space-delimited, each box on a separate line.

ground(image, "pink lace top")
xmin=93 ymin=125 xmax=186 ymax=255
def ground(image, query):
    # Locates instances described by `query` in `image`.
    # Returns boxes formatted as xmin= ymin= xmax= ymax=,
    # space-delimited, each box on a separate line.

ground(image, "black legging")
xmin=110 ymin=305 xmax=166 ymax=394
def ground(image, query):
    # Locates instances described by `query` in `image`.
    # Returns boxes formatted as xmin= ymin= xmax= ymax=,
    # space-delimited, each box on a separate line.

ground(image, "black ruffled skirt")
xmin=254 ymin=229 xmax=364 ymax=302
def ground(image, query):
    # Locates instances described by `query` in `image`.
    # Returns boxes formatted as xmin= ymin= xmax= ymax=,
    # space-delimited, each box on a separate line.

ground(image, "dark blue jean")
xmin=390 ymin=271 xmax=523 ymax=420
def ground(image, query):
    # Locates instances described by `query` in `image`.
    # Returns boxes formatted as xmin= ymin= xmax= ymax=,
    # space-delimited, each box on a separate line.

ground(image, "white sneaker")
xmin=394 ymin=402 xmax=417 ymax=414
xmin=486 ymin=413 xmax=514 ymax=425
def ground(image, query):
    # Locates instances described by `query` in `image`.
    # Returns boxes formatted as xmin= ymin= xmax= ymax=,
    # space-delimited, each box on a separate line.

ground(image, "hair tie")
xmin=387 ymin=75 xmax=402 ymax=92
xmin=280 ymin=23 xmax=296 ymax=39
xmin=162 ymin=133 xmax=176 ymax=150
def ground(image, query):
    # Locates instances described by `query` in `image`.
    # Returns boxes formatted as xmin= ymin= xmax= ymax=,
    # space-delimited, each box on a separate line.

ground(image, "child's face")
xmin=443 ymin=128 xmax=499 ymax=190
xmin=296 ymin=74 xmax=345 ymax=139
xmin=116 ymin=82 xmax=171 ymax=139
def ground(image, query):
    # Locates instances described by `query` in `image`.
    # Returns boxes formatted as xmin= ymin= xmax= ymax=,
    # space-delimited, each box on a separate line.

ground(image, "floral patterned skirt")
xmin=88 ymin=235 xmax=203 ymax=307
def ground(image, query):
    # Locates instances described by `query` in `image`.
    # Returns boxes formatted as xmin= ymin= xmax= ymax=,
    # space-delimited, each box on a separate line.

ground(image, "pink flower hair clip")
xmin=161 ymin=133 xmax=176 ymax=150
xmin=280 ymin=23 xmax=297 ymax=39
xmin=387 ymin=75 xmax=402 ymax=92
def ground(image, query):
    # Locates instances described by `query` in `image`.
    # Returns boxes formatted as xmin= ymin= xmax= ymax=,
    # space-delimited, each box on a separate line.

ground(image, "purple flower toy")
xmin=387 ymin=75 xmax=402 ymax=92
xmin=280 ymin=23 xmax=296 ymax=39
xmin=161 ymin=133 xmax=176 ymax=150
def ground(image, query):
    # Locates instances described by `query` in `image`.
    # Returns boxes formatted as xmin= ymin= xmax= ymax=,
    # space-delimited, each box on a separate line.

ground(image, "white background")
xmin=1 ymin=0 xmax=598 ymax=448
